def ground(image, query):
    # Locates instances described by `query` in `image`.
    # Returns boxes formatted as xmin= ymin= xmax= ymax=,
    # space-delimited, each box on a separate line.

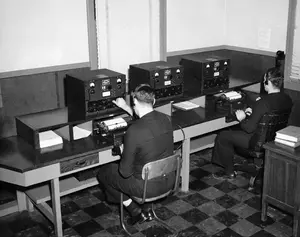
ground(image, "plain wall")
xmin=96 ymin=0 xmax=161 ymax=76
xmin=0 ymin=0 xmax=89 ymax=73
xmin=167 ymin=0 xmax=226 ymax=52
xmin=167 ymin=0 xmax=289 ymax=53
xmin=225 ymin=0 xmax=289 ymax=52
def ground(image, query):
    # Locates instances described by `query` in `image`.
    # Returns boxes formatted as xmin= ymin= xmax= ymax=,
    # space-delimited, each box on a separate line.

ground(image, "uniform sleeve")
xmin=240 ymin=100 xmax=268 ymax=133
xmin=118 ymin=125 xmax=137 ymax=178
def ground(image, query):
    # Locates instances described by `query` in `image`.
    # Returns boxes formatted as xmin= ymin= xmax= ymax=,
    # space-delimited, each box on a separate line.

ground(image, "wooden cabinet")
xmin=262 ymin=142 xmax=300 ymax=237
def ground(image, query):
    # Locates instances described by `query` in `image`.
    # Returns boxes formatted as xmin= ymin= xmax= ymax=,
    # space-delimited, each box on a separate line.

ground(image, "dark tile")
xmin=279 ymin=214 xmax=293 ymax=228
xmin=14 ymin=225 xmax=48 ymax=237
xmin=63 ymin=210 xmax=92 ymax=227
xmin=214 ymin=210 xmax=239 ymax=226
xmin=159 ymin=195 xmax=180 ymax=206
xmin=0 ymin=221 xmax=14 ymax=237
xmin=73 ymin=220 xmax=103 ymax=236
xmin=180 ymin=208 xmax=209 ymax=225
xmin=190 ymin=155 xmax=209 ymax=169
xmin=189 ymin=180 xmax=210 ymax=191
xmin=84 ymin=202 xmax=112 ymax=218
xmin=8 ymin=212 xmax=37 ymax=233
xmin=182 ymin=193 xmax=210 ymax=207
xmin=215 ymin=194 xmax=240 ymax=209
xmin=141 ymin=225 xmax=172 ymax=237
xmin=251 ymin=230 xmax=277 ymax=237
xmin=190 ymin=168 xmax=211 ymax=180
xmin=106 ymin=224 xmax=138 ymax=236
xmin=246 ymin=212 xmax=275 ymax=228
xmin=178 ymin=226 xmax=208 ymax=237
xmin=61 ymin=201 xmax=80 ymax=216
xmin=92 ymin=190 xmax=106 ymax=201
xmin=214 ymin=181 xmax=238 ymax=193
xmin=61 ymin=228 xmax=81 ymax=237
xmin=244 ymin=196 xmax=262 ymax=210
xmin=68 ymin=189 xmax=91 ymax=200
xmin=212 ymin=228 xmax=243 ymax=237
xmin=0 ymin=227 xmax=14 ymax=237
xmin=154 ymin=206 xmax=176 ymax=221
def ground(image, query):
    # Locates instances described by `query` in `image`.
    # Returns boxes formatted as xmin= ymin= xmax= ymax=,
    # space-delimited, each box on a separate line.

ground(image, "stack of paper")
xmin=275 ymin=126 xmax=300 ymax=148
xmin=38 ymin=130 xmax=63 ymax=149
xmin=73 ymin=126 xmax=92 ymax=140
xmin=173 ymin=101 xmax=200 ymax=111
xmin=223 ymin=91 xmax=242 ymax=100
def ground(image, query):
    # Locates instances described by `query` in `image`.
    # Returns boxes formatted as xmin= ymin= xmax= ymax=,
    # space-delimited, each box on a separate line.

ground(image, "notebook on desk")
xmin=173 ymin=101 xmax=200 ymax=111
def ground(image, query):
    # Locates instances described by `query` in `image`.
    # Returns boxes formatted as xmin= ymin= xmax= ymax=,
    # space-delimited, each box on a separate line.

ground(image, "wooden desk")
xmin=0 ymin=113 xmax=238 ymax=237
xmin=0 ymin=81 xmax=258 ymax=236
xmin=262 ymin=142 xmax=300 ymax=237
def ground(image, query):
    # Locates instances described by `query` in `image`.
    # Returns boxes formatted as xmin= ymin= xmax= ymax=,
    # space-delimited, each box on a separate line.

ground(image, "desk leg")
xmin=180 ymin=138 xmax=190 ymax=193
xmin=51 ymin=178 xmax=63 ymax=237
xmin=16 ymin=190 xmax=27 ymax=212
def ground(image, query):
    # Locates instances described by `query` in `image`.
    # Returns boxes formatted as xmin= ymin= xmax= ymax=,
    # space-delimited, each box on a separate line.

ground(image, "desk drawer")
xmin=60 ymin=153 xmax=99 ymax=174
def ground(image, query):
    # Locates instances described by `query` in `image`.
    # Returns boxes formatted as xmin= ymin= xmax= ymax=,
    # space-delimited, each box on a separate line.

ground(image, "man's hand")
xmin=245 ymin=107 xmax=252 ymax=116
xmin=235 ymin=110 xmax=247 ymax=122
xmin=112 ymin=97 xmax=127 ymax=109
xmin=119 ymin=144 xmax=124 ymax=154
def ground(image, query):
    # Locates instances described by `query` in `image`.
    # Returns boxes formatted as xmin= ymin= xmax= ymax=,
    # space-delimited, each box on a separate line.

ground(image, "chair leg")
xmin=151 ymin=203 xmax=178 ymax=236
xmin=248 ymin=168 xmax=263 ymax=191
xmin=120 ymin=194 xmax=132 ymax=236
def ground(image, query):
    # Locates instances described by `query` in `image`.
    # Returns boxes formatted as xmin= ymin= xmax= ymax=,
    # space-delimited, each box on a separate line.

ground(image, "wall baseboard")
xmin=0 ymin=62 xmax=90 ymax=79
xmin=167 ymin=45 xmax=277 ymax=57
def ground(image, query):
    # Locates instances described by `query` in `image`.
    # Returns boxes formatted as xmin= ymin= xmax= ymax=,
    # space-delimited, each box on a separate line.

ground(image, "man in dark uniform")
xmin=97 ymin=84 xmax=175 ymax=224
xmin=212 ymin=67 xmax=293 ymax=179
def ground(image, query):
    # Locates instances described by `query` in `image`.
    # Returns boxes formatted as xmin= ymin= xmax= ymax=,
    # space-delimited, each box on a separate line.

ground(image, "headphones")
xmin=131 ymin=84 xmax=155 ymax=106
xmin=264 ymin=78 xmax=268 ymax=85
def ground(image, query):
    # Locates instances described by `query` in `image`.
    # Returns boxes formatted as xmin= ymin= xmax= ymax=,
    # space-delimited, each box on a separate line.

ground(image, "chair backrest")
xmin=139 ymin=153 xmax=182 ymax=202
xmin=249 ymin=110 xmax=291 ymax=151
xmin=142 ymin=153 xmax=181 ymax=180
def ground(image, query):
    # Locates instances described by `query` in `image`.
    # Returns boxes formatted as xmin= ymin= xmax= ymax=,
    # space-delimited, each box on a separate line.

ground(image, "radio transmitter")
xmin=180 ymin=55 xmax=230 ymax=96
xmin=129 ymin=61 xmax=184 ymax=101
xmin=65 ymin=69 xmax=126 ymax=121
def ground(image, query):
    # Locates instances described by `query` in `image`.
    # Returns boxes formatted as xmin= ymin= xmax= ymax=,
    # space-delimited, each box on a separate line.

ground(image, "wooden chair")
xmin=120 ymin=153 xmax=182 ymax=236
xmin=234 ymin=110 xmax=291 ymax=190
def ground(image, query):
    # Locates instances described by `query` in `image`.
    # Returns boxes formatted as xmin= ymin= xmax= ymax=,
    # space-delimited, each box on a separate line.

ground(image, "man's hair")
xmin=265 ymin=67 xmax=284 ymax=89
xmin=131 ymin=84 xmax=155 ymax=105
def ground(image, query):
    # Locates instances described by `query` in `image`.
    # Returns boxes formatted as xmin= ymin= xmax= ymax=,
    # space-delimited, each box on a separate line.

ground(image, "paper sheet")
xmin=257 ymin=28 xmax=271 ymax=49
xmin=173 ymin=101 xmax=200 ymax=111
xmin=39 ymin=130 xmax=63 ymax=148
xmin=73 ymin=126 xmax=92 ymax=140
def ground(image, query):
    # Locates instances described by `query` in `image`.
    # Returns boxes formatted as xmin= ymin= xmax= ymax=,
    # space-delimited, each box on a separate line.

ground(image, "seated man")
xmin=212 ymin=67 xmax=293 ymax=180
xmin=97 ymin=84 xmax=175 ymax=225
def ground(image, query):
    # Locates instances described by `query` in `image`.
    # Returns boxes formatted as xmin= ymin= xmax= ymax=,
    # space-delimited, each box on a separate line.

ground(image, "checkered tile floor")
xmin=0 ymin=149 xmax=294 ymax=237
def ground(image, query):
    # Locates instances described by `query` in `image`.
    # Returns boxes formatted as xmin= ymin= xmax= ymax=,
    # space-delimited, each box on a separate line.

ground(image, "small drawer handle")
xmin=76 ymin=160 xmax=86 ymax=166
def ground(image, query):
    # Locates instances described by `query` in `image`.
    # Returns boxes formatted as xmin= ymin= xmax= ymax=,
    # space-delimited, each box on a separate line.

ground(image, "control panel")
xmin=129 ymin=61 xmax=184 ymax=102
xmin=65 ymin=69 xmax=126 ymax=121
xmin=180 ymin=55 xmax=230 ymax=96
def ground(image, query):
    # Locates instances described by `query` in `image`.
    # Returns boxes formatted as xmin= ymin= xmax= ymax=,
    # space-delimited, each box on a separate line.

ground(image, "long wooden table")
xmin=0 ymin=81 xmax=258 ymax=237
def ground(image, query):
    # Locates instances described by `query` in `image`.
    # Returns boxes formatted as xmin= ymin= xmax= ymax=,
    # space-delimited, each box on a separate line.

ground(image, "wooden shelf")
xmin=26 ymin=176 xmax=99 ymax=204
xmin=0 ymin=200 xmax=18 ymax=217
